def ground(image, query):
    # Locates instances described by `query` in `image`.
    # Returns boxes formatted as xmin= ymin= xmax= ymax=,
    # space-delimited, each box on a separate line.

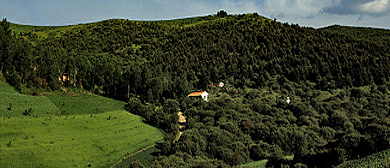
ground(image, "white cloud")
xmin=219 ymin=0 xmax=259 ymax=13
xmin=322 ymin=0 xmax=390 ymax=16
xmin=1 ymin=0 xmax=390 ymax=29
xmin=359 ymin=0 xmax=390 ymax=14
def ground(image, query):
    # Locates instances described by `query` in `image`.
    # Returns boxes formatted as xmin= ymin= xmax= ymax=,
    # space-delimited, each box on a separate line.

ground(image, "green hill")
xmin=4 ymin=13 xmax=390 ymax=101
xmin=2 ymin=11 xmax=390 ymax=167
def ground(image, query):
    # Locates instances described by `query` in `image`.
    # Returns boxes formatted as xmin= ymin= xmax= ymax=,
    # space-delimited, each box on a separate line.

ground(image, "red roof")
xmin=188 ymin=91 xmax=207 ymax=97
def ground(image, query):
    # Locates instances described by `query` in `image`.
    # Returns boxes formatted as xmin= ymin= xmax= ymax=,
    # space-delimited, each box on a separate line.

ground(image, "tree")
xmin=217 ymin=10 xmax=228 ymax=17
xmin=0 ymin=18 xmax=11 ymax=72
xmin=163 ymin=99 xmax=180 ymax=114
xmin=292 ymin=130 xmax=315 ymax=163
xmin=129 ymin=160 xmax=145 ymax=168
xmin=125 ymin=97 xmax=145 ymax=116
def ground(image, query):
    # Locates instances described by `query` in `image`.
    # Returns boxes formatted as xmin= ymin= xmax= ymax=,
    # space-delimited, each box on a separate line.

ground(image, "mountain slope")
xmin=5 ymin=13 xmax=390 ymax=101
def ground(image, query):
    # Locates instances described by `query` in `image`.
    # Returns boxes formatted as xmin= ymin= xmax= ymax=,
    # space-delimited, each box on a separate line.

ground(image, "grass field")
xmin=9 ymin=23 xmax=82 ymax=40
xmin=0 ymin=83 xmax=164 ymax=167
xmin=0 ymin=83 xmax=126 ymax=117
xmin=113 ymin=145 xmax=160 ymax=168
xmin=0 ymin=84 xmax=60 ymax=117
xmin=0 ymin=110 xmax=164 ymax=167
xmin=47 ymin=94 xmax=126 ymax=115
xmin=336 ymin=149 xmax=390 ymax=168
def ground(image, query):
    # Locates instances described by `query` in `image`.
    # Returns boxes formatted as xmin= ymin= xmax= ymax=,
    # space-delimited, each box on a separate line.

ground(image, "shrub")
xmin=129 ymin=160 xmax=145 ymax=168
xmin=350 ymin=88 xmax=365 ymax=98
xmin=126 ymin=97 xmax=145 ymax=116
xmin=7 ymin=103 xmax=12 ymax=110
xmin=7 ymin=141 xmax=11 ymax=147
xmin=250 ymin=141 xmax=283 ymax=160
xmin=163 ymin=99 xmax=180 ymax=114
xmin=23 ymin=108 xmax=33 ymax=116
xmin=216 ymin=10 xmax=228 ymax=17
xmin=245 ymin=89 xmax=261 ymax=100
xmin=294 ymin=163 xmax=308 ymax=168
xmin=378 ymin=85 xmax=388 ymax=93
xmin=320 ymin=127 xmax=335 ymax=140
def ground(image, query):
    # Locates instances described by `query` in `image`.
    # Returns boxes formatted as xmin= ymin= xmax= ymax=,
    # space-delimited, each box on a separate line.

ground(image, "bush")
xmin=129 ymin=160 xmax=145 ymax=168
xmin=294 ymin=163 xmax=308 ymax=168
xmin=23 ymin=108 xmax=34 ymax=116
xmin=350 ymin=88 xmax=365 ymax=98
xmin=250 ymin=141 xmax=283 ymax=160
xmin=245 ymin=89 xmax=261 ymax=100
xmin=378 ymin=85 xmax=388 ymax=93
xmin=216 ymin=10 xmax=228 ymax=17
xmin=292 ymin=131 xmax=315 ymax=163
xmin=126 ymin=97 xmax=145 ymax=116
xmin=163 ymin=99 xmax=180 ymax=114
xmin=7 ymin=141 xmax=12 ymax=147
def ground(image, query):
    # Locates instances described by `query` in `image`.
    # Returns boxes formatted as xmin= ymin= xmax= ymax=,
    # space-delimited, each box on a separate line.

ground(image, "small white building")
xmin=188 ymin=91 xmax=209 ymax=101
xmin=218 ymin=82 xmax=224 ymax=87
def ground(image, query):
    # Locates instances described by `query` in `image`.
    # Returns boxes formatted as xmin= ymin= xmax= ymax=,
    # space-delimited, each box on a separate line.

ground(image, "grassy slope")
xmin=336 ymin=149 xmax=390 ymax=168
xmin=47 ymin=94 xmax=126 ymax=115
xmin=0 ymin=110 xmax=164 ymax=168
xmin=0 ymin=83 xmax=60 ymax=117
xmin=10 ymin=22 xmax=82 ymax=39
xmin=0 ymin=83 xmax=164 ymax=167
xmin=114 ymin=146 xmax=160 ymax=168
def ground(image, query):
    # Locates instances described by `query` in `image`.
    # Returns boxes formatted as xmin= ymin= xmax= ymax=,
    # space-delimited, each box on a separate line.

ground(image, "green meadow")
xmin=47 ymin=94 xmax=126 ymax=115
xmin=0 ymin=83 xmax=164 ymax=167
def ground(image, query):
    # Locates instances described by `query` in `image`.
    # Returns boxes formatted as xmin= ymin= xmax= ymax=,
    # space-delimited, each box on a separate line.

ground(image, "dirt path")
xmin=177 ymin=111 xmax=186 ymax=140
xmin=110 ymin=144 xmax=156 ymax=168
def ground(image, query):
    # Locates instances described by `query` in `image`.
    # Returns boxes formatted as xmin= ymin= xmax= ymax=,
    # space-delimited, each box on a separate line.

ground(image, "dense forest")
xmin=1 ymin=11 xmax=390 ymax=167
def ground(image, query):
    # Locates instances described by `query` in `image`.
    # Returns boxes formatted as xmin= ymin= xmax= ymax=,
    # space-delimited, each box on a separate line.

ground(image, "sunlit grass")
xmin=0 ymin=83 xmax=60 ymax=117
xmin=0 ymin=110 xmax=164 ymax=168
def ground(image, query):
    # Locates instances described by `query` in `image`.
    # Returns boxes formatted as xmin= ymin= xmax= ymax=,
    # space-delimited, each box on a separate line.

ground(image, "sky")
xmin=1 ymin=0 xmax=390 ymax=29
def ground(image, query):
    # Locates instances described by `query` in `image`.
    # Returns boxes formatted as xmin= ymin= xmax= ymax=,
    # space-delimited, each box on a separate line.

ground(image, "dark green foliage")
xmin=216 ymin=10 xmax=228 ymax=17
xmin=7 ymin=141 xmax=12 ymax=147
xmin=250 ymin=141 xmax=283 ymax=160
xmin=163 ymin=99 xmax=180 ymax=114
xmin=2 ymin=12 xmax=390 ymax=167
xmin=3 ymin=12 xmax=390 ymax=100
xmin=125 ymin=97 xmax=145 ymax=115
xmin=23 ymin=108 xmax=33 ymax=116
xmin=128 ymin=160 xmax=145 ymax=168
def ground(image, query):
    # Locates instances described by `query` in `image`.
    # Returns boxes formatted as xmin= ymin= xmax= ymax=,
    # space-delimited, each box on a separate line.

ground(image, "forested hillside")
xmin=2 ymin=12 xmax=390 ymax=100
xmin=1 ymin=11 xmax=390 ymax=167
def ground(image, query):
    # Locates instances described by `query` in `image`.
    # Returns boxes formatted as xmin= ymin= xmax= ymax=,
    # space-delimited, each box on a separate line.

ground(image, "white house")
xmin=188 ymin=91 xmax=209 ymax=101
